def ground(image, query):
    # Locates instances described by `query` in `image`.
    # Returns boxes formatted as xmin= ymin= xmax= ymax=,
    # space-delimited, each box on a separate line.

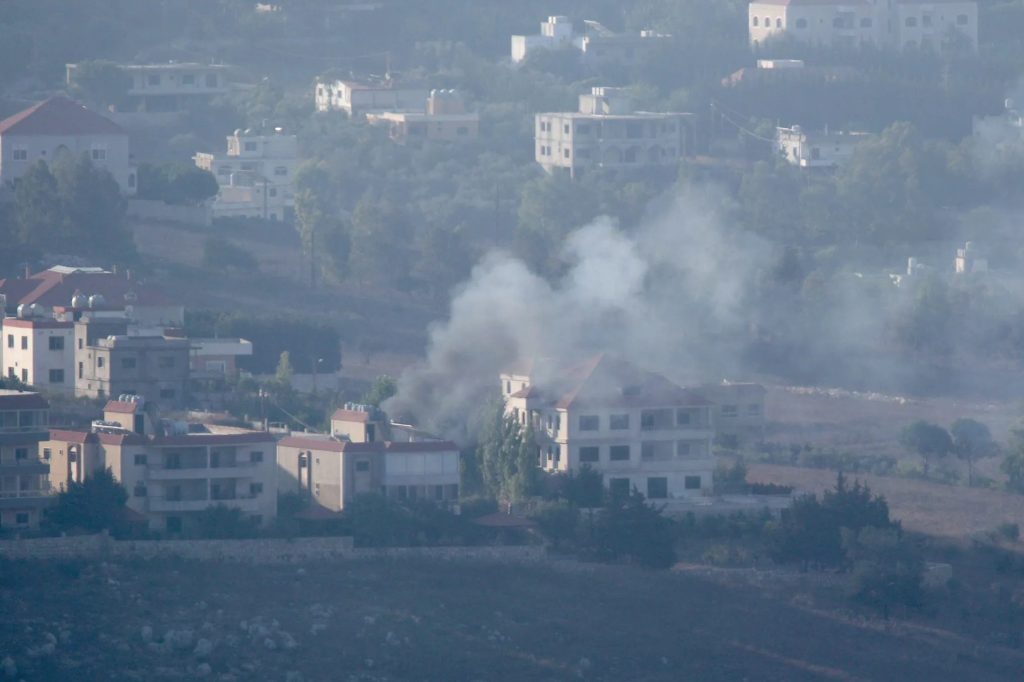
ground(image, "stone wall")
xmin=0 ymin=534 xmax=546 ymax=565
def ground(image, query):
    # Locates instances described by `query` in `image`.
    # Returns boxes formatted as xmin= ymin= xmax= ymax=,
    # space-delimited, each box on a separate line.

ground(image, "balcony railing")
xmin=0 ymin=486 xmax=51 ymax=499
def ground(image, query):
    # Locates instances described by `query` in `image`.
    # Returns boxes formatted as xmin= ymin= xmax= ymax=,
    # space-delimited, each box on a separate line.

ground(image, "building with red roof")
xmin=0 ymin=96 xmax=135 ymax=194
xmin=748 ymin=0 xmax=977 ymax=52
xmin=501 ymin=354 xmax=716 ymax=500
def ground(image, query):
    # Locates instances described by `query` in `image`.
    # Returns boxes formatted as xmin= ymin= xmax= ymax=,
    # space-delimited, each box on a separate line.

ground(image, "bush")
xmin=591 ymin=490 xmax=676 ymax=569
xmin=137 ymin=163 xmax=218 ymax=206
xmin=203 ymin=236 xmax=258 ymax=271
xmin=45 ymin=467 xmax=129 ymax=535
xmin=192 ymin=505 xmax=259 ymax=539
xmin=530 ymin=500 xmax=581 ymax=551
xmin=749 ymin=482 xmax=793 ymax=495
xmin=843 ymin=526 xmax=924 ymax=619
xmin=714 ymin=459 xmax=748 ymax=494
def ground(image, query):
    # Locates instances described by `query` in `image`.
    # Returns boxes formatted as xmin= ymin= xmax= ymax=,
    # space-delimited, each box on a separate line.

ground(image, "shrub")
xmin=843 ymin=526 xmax=924 ymax=619
xmin=591 ymin=490 xmax=676 ymax=569
xmin=193 ymin=505 xmax=259 ymax=539
xmin=45 ymin=467 xmax=129 ymax=535
xmin=714 ymin=459 xmax=748 ymax=494
xmin=530 ymin=500 xmax=581 ymax=550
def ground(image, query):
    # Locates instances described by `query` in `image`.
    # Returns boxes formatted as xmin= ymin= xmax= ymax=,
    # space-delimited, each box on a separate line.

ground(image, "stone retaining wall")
xmin=0 ymin=534 xmax=545 ymax=564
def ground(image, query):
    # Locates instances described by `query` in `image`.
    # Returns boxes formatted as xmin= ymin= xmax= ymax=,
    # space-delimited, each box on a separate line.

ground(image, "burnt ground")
xmin=1 ymin=555 xmax=1022 ymax=682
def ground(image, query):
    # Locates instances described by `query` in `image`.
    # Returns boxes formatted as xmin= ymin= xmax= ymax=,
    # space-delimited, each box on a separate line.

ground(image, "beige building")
xmin=194 ymin=126 xmax=298 ymax=222
xmin=535 ymin=87 xmax=695 ymax=179
xmin=278 ymin=404 xmax=460 ymax=511
xmin=0 ymin=96 xmax=135 ymax=194
xmin=76 ymin=335 xmax=190 ymax=408
xmin=314 ymin=79 xmax=428 ymax=118
xmin=2 ymin=314 xmax=74 ymax=394
xmin=776 ymin=125 xmax=872 ymax=168
xmin=45 ymin=397 xmax=277 ymax=533
xmin=502 ymin=354 xmax=715 ymax=500
xmin=366 ymin=90 xmax=480 ymax=144
xmin=66 ymin=62 xmax=232 ymax=113
xmin=511 ymin=15 xmax=670 ymax=66
xmin=0 ymin=390 xmax=51 ymax=530
xmin=748 ymin=0 xmax=977 ymax=52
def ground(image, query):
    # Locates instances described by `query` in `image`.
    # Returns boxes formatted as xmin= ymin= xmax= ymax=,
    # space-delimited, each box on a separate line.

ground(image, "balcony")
xmin=0 ymin=487 xmax=52 ymax=508
xmin=146 ymin=461 xmax=258 ymax=480
xmin=0 ymin=461 xmax=49 ymax=474
xmin=148 ymin=495 xmax=260 ymax=513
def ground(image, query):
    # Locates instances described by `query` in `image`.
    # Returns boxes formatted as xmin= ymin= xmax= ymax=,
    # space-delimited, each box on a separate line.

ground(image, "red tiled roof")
xmin=47 ymin=429 xmax=95 ymax=444
xmin=0 ymin=268 xmax=172 ymax=310
xmin=0 ymin=391 xmax=49 ymax=410
xmin=0 ymin=96 xmax=124 ymax=137
xmin=279 ymin=435 xmax=347 ymax=452
xmin=104 ymin=401 xmax=139 ymax=414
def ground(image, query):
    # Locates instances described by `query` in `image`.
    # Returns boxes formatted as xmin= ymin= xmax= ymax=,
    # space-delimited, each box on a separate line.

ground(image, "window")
xmin=15 ymin=513 xmax=29 ymax=525
xmin=577 ymin=123 xmax=590 ymax=134
xmin=609 ymin=445 xmax=630 ymax=461
xmin=48 ymin=369 xmax=64 ymax=384
xmin=685 ymin=475 xmax=702 ymax=490
xmin=610 ymin=414 xmax=629 ymax=430
xmin=20 ymin=369 xmax=27 ymax=383
xmin=274 ymin=166 xmax=288 ymax=176
xmin=641 ymin=412 xmax=655 ymax=430
xmin=647 ymin=477 xmax=668 ymax=499
xmin=677 ymin=409 xmax=692 ymax=426
xmin=269 ymin=188 xmax=277 ymax=197
xmin=133 ymin=454 xmax=147 ymax=466
xmin=20 ymin=336 xmax=27 ymax=350
xmin=91 ymin=149 xmax=106 ymax=161
xmin=609 ymin=478 xmax=630 ymax=498
xmin=957 ymin=14 xmax=968 ymax=25
xmin=795 ymin=18 xmax=807 ymax=29
xmin=134 ymin=484 xmax=147 ymax=497
xmin=677 ymin=441 xmax=692 ymax=457
xmin=15 ymin=448 xmax=28 ymax=461
xmin=6 ymin=335 xmax=12 ymax=348
xmin=147 ymin=74 xmax=160 ymax=86
xmin=98 ymin=357 xmax=105 ymax=368
xmin=457 ymin=126 xmax=468 ymax=136
xmin=159 ymin=356 xmax=176 ymax=368
xmin=747 ymin=403 xmax=762 ymax=417
xmin=905 ymin=17 xmax=917 ymax=27
xmin=355 ymin=460 xmax=370 ymax=472
xmin=722 ymin=404 xmax=739 ymax=418
xmin=922 ymin=15 xmax=932 ymax=27
xmin=166 ymin=516 xmax=183 ymax=533
xmin=250 ymin=483 xmax=263 ymax=496
xmin=579 ymin=415 xmax=599 ymax=431
xmin=244 ymin=141 xmax=258 ymax=152
xmin=121 ymin=357 xmax=137 ymax=369
xmin=159 ymin=389 xmax=175 ymax=400
xmin=860 ymin=17 xmax=872 ymax=28
xmin=563 ymin=124 xmax=570 ymax=134
xmin=578 ymin=446 xmax=599 ymax=463
xmin=13 ymin=149 xmax=27 ymax=161
xmin=251 ymin=451 xmax=264 ymax=463
xmin=42 ymin=448 xmax=51 ymax=461
xmin=78 ymin=362 xmax=83 ymax=379
xmin=752 ymin=16 xmax=759 ymax=27
xmin=563 ymin=149 xmax=570 ymax=159
xmin=182 ymin=74 xmax=195 ymax=85
xmin=205 ymin=73 xmax=218 ymax=87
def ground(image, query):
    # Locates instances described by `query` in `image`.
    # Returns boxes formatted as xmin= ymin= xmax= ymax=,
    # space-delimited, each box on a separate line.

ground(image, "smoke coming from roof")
xmin=386 ymin=184 xmax=772 ymax=438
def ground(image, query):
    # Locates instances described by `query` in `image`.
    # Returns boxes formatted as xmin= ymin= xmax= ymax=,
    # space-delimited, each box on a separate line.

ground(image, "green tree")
xmin=593 ymin=489 xmax=676 ymax=569
xmin=842 ymin=526 xmax=924 ymax=619
xmin=516 ymin=173 xmax=601 ymax=276
xmin=951 ymin=418 xmax=997 ymax=487
xmin=361 ymin=374 xmax=397 ymax=408
xmin=46 ymin=468 xmax=128 ymax=533
xmin=477 ymin=397 xmax=539 ymax=503
xmin=349 ymin=196 xmax=413 ymax=289
xmin=900 ymin=420 xmax=953 ymax=478
xmin=294 ymin=161 xmax=347 ymax=287
xmin=1002 ymin=429 xmax=1024 ymax=494
xmin=138 ymin=163 xmax=218 ymax=205
xmin=51 ymin=154 xmax=132 ymax=260
xmin=67 ymin=60 xmax=131 ymax=110
xmin=274 ymin=351 xmax=294 ymax=385
xmin=14 ymin=161 xmax=65 ymax=250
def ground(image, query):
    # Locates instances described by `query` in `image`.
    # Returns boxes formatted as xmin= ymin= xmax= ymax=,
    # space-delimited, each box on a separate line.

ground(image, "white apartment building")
xmin=511 ymin=16 xmax=670 ymax=65
xmin=66 ymin=62 xmax=231 ymax=113
xmin=277 ymin=405 xmax=460 ymax=511
xmin=748 ymin=0 xmax=977 ymax=52
xmin=2 ymin=313 xmax=74 ymax=394
xmin=314 ymin=79 xmax=428 ymax=118
xmin=776 ymin=125 xmax=872 ymax=168
xmin=535 ymin=87 xmax=695 ymax=178
xmin=0 ymin=96 xmax=135 ymax=195
xmin=45 ymin=397 xmax=277 ymax=533
xmin=502 ymin=355 xmax=716 ymax=500
xmin=194 ymin=126 xmax=298 ymax=221
xmin=0 ymin=390 xmax=51 ymax=530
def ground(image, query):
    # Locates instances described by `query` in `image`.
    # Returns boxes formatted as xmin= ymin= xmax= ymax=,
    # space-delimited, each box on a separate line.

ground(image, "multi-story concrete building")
xmin=776 ymin=125 xmax=872 ymax=168
xmin=748 ymin=0 xmax=977 ymax=52
xmin=194 ymin=126 xmax=299 ymax=222
xmin=66 ymin=62 xmax=232 ymax=113
xmin=0 ymin=390 xmax=51 ymax=530
xmin=698 ymin=382 xmax=767 ymax=447
xmin=314 ymin=79 xmax=428 ymax=118
xmin=366 ymin=90 xmax=480 ymax=144
xmin=277 ymin=404 xmax=460 ymax=511
xmin=0 ymin=96 xmax=135 ymax=194
xmin=535 ymin=87 xmax=695 ymax=179
xmin=2 ymin=312 xmax=74 ymax=394
xmin=45 ymin=397 xmax=277 ymax=533
xmin=76 ymin=335 xmax=190 ymax=408
xmin=502 ymin=354 xmax=715 ymax=500
xmin=511 ymin=16 xmax=670 ymax=65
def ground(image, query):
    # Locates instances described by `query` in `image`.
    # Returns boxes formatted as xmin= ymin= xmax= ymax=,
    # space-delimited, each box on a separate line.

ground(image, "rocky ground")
xmin=2 ymin=555 xmax=1023 ymax=681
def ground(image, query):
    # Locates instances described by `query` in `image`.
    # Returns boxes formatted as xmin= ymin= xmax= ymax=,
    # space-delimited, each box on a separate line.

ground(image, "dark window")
xmin=98 ymin=357 xmax=105 ymax=368
xmin=20 ymin=336 xmax=27 ymax=350
xmin=15 ymin=448 xmax=28 ymax=461
xmin=860 ymin=17 xmax=872 ymax=28
xmin=159 ymin=356 xmax=176 ymax=368
xmin=42 ymin=448 xmax=51 ymax=461
xmin=48 ymin=369 xmax=64 ymax=384
xmin=182 ymin=74 xmax=195 ymax=85
xmin=251 ymin=451 xmax=264 ymax=463
xmin=677 ymin=410 xmax=692 ymax=426
xmin=20 ymin=369 xmax=27 ymax=382
xmin=244 ymin=141 xmax=258 ymax=152
xmin=435 ymin=485 xmax=444 ymax=501
xmin=250 ymin=483 xmax=263 ymax=496
xmin=795 ymin=18 xmax=807 ymax=29
xmin=121 ymin=357 xmax=137 ymax=369
xmin=159 ymin=389 xmax=175 ymax=399
xmin=48 ymin=336 xmax=64 ymax=351
xmin=13 ymin=149 xmax=27 ymax=161
xmin=134 ymin=454 xmax=147 ymax=466
xmin=78 ymin=362 xmax=83 ymax=379
xmin=147 ymin=74 xmax=160 ymax=86
xmin=205 ymin=74 xmax=218 ymax=87
xmin=15 ymin=513 xmax=29 ymax=525
xmin=166 ymin=516 xmax=183 ymax=533
xmin=776 ymin=18 xmax=781 ymax=28
xmin=752 ymin=16 xmax=759 ymax=27
xmin=610 ymin=414 xmax=629 ymax=430
xmin=355 ymin=460 xmax=370 ymax=472
xmin=609 ymin=478 xmax=630 ymax=498
xmin=905 ymin=17 xmax=917 ymax=27
xmin=641 ymin=412 xmax=656 ymax=430
xmin=647 ymin=477 xmax=668 ymax=499
xmin=579 ymin=415 xmax=599 ymax=431
xmin=722 ymin=404 xmax=739 ymax=418
xmin=134 ymin=484 xmax=147 ymax=497
xmin=922 ymin=15 xmax=932 ymax=27
xmin=578 ymin=446 xmax=599 ymax=463
xmin=6 ymin=335 xmax=12 ymax=348
xmin=685 ymin=475 xmax=702 ymax=490
xmin=609 ymin=445 xmax=630 ymax=461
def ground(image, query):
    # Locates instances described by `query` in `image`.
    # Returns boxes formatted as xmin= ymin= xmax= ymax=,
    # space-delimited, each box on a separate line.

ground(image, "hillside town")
xmin=1 ymin=1 xmax=1024 ymax=680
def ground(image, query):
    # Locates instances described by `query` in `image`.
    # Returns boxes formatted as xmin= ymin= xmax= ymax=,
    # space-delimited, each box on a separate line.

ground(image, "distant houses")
xmin=511 ymin=15 xmax=670 ymax=66
xmin=775 ymin=125 xmax=873 ymax=168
